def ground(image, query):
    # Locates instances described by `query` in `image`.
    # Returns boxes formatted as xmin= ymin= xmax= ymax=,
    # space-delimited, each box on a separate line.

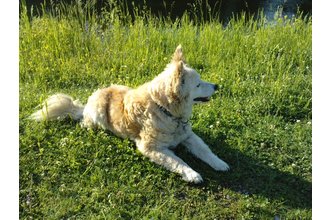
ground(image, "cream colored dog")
xmin=30 ymin=45 xmax=229 ymax=183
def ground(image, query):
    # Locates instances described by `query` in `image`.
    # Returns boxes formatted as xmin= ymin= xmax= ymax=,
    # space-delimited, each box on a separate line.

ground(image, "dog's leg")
xmin=137 ymin=141 xmax=203 ymax=183
xmin=182 ymin=133 xmax=230 ymax=171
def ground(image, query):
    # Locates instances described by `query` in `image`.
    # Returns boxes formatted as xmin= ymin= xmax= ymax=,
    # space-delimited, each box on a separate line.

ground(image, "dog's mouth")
xmin=193 ymin=97 xmax=210 ymax=102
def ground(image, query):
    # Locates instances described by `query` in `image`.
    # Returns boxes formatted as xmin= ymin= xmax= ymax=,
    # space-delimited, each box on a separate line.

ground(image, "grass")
xmin=19 ymin=2 xmax=312 ymax=219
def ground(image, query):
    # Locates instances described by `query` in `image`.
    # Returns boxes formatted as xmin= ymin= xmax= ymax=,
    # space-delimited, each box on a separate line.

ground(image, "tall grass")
xmin=20 ymin=1 xmax=311 ymax=219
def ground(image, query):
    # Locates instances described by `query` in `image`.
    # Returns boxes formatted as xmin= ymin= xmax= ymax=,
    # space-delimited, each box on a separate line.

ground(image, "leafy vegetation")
xmin=20 ymin=1 xmax=311 ymax=219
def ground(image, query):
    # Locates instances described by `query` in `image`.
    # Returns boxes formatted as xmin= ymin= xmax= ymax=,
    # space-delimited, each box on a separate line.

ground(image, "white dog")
xmin=30 ymin=45 xmax=229 ymax=183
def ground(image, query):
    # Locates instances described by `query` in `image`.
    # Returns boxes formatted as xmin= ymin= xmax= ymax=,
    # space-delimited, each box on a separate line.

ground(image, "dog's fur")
xmin=30 ymin=45 xmax=229 ymax=183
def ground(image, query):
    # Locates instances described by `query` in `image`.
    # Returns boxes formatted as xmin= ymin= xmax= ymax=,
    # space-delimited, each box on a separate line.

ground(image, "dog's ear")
xmin=177 ymin=60 xmax=184 ymax=74
xmin=173 ymin=60 xmax=184 ymax=80
xmin=172 ymin=45 xmax=185 ymax=63
xmin=168 ymin=60 xmax=185 ymax=102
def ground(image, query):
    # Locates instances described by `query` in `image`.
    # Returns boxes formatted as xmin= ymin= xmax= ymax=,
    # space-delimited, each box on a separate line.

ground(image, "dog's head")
xmin=150 ymin=45 xmax=218 ymax=118
xmin=170 ymin=45 xmax=218 ymax=105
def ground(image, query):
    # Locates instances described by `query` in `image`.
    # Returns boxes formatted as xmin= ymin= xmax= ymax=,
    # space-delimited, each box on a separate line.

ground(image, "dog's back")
xmin=81 ymin=85 xmax=136 ymax=138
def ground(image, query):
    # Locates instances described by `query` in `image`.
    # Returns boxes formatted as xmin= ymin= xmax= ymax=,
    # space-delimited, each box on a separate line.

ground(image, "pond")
xmin=23 ymin=0 xmax=312 ymax=22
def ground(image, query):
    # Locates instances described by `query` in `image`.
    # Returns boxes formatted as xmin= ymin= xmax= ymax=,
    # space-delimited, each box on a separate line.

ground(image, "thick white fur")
xmin=29 ymin=93 xmax=84 ymax=121
xmin=30 ymin=45 xmax=229 ymax=183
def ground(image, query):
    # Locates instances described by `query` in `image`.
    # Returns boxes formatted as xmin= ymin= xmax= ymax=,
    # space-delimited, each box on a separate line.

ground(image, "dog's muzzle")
xmin=193 ymin=83 xmax=218 ymax=102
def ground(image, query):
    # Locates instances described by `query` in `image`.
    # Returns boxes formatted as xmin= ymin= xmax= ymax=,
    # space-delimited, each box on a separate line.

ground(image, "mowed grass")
xmin=19 ymin=2 xmax=312 ymax=219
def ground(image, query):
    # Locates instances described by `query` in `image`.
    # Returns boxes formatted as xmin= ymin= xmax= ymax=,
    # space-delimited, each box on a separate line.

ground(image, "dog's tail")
xmin=29 ymin=93 xmax=85 ymax=121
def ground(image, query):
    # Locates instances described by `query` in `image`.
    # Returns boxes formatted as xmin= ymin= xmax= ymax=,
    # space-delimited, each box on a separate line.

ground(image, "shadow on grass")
xmin=175 ymin=133 xmax=312 ymax=210
xmin=45 ymin=119 xmax=311 ymax=210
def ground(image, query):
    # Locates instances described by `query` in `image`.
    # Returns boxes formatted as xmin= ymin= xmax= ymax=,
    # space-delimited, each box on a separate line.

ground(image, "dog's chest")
xmin=173 ymin=120 xmax=189 ymax=136
xmin=163 ymin=120 xmax=191 ymax=147
xmin=147 ymin=107 xmax=192 ymax=147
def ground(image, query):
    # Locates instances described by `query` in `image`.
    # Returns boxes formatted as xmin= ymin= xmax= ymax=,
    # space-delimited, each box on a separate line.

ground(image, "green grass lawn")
xmin=19 ymin=2 xmax=312 ymax=219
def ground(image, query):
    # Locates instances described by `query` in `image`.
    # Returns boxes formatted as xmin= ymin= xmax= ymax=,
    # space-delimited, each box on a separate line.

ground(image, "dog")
xmin=30 ymin=45 xmax=229 ymax=183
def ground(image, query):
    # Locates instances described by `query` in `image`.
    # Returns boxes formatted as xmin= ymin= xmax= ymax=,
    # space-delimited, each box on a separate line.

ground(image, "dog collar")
xmin=156 ymin=103 xmax=189 ymax=125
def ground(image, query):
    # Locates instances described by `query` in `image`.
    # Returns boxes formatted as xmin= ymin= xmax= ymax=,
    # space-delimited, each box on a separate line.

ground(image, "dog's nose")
xmin=214 ymin=84 xmax=219 ymax=91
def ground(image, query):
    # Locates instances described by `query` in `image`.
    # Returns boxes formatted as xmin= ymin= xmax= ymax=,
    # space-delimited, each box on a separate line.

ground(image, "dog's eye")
xmin=196 ymin=83 xmax=201 ymax=88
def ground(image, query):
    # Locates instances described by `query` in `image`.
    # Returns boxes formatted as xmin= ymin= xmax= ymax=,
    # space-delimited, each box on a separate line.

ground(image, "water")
xmin=262 ymin=0 xmax=309 ymax=20
xmin=22 ymin=0 xmax=312 ymax=22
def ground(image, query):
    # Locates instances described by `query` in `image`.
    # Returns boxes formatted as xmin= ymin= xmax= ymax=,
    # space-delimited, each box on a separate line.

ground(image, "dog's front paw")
xmin=212 ymin=159 xmax=230 ymax=171
xmin=182 ymin=169 xmax=203 ymax=184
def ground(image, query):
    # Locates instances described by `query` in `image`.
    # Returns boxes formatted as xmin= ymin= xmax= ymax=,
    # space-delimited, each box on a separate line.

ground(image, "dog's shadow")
xmin=174 ymin=132 xmax=312 ymax=210
xmin=56 ymin=119 xmax=311 ymax=209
